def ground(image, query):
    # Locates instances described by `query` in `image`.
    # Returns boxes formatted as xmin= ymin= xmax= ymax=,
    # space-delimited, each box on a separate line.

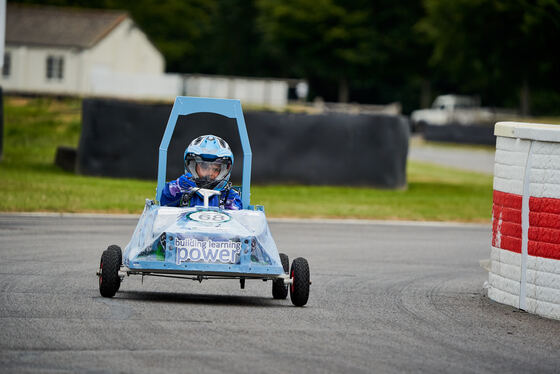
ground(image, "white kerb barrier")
xmin=489 ymin=121 xmax=560 ymax=320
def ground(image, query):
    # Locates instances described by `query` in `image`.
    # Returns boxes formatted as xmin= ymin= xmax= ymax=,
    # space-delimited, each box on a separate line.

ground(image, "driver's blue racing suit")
xmin=160 ymin=173 xmax=242 ymax=210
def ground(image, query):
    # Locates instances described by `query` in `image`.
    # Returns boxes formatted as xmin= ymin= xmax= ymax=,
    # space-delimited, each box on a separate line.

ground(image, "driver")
xmin=160 ymin=135 xmax=242 ymax=209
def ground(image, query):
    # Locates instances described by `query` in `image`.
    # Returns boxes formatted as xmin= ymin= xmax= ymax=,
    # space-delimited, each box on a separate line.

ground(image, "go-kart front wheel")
xmin=290 ymin=257 xmax=310 ymax=307
xmin=107 ymin=244 xmax=122 ymax=264
xmin=272 ymin=253 xmax=289 ymax=299
xmin=99 ymin=246 xmax=121 ymax=298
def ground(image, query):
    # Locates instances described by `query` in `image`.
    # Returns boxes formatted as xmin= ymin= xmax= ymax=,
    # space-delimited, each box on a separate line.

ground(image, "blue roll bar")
xmin=156 ymin=97 xmax=252 ymax=208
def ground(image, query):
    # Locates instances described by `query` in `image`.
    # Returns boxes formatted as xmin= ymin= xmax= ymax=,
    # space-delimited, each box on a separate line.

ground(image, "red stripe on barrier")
xmin=528 ymin=241 xmax=560 ymax=260
xmin=529 ymin=227 xmax=560 ymax=244
xmin=492 ymin=190 xmax=522 ymax=252
xmin=499 ymin=207 xmax=522 ymax=224
xmin=499 ymin=221 xmax=522 ymax=238
xmin=493 ymin=190 xmax=560 ymax=259
xmin=530 ymin=196 xmax=560 ymax=214
xmin=529 ymin=211 xmax=560 ymax=229
xmin=493 ymin=190 xmax=522 ymax=209
xmin=499 ymin=235 xmax=522 ymax=253
xmin=528 ymin=195 xmax=560 ymax=259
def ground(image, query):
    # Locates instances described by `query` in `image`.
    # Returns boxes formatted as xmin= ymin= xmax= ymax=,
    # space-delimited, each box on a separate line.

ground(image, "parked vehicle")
xmin=411 ymin=95 xmax=496 ymax=131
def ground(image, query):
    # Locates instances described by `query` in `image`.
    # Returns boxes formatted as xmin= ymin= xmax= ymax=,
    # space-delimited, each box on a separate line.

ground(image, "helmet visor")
xmin=186 ymin=155 xmax=232 ymax=184
xmin=195 ymin=161 xmax=226 ymax=180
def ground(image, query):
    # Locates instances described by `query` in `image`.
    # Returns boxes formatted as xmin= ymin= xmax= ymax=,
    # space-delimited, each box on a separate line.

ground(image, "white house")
xmin=0 ymin=4 xmax=165 ymax=96
xmin=0 ymin=4 xmax=300 ymax=107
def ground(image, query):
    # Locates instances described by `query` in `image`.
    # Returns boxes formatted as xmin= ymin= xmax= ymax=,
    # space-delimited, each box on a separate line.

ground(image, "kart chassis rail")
xmin=111 ymin=267 xmax=292 ymax=284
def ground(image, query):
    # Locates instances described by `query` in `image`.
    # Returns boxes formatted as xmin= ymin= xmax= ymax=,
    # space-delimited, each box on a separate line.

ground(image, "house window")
xmin=2 ymin=53 xmax=10 ymax=77
xmin=46 ymin=55 xmax=64 ymax=80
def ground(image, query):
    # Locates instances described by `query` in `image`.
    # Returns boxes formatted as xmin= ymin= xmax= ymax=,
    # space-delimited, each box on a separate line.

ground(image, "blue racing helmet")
xmin=184 ymin=135 xmax=234 ymax=190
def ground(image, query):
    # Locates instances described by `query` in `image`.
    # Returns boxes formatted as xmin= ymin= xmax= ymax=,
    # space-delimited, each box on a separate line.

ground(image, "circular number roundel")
xmin=188 ymin=211 xmax=231 ymax=223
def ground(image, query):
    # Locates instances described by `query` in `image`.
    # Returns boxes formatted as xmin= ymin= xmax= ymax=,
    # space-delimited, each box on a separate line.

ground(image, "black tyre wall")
xmin=423 ymin=123 xmax=496 ymax=145
xmin=78 ymin=99 xmax=409 ymax=188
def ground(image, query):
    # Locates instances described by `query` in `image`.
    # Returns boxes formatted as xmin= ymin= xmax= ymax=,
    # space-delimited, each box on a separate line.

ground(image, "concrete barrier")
xmin=489 ymin=121 xmax=560 ymax=320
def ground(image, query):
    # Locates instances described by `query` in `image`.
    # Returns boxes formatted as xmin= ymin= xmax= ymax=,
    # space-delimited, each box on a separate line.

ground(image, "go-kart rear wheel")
xmin=289 ymin=257 xmax=310 ymax=307
xmin=272 ymin=253 xmax=289 ymax=299
xmin=99 ymin=247 xmax=121 ymax=298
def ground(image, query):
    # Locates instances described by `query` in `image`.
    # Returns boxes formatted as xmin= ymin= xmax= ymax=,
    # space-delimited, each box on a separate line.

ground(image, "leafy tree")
xmin=119 ymin=0 xmax=219 ymax=73
xmin=257 ymin=0 xmax=377 ymax=102
xmin=418 ymin=0 xmax=560 ymax=114
xmin=351 ymin=0 xmax=430 ymax=110
xmin=199 ymin=0 xmax=272 ymax=76
xmin=9 ymin=0 xmax=431 ymax=109
xmin=11 ymin=0 xmax=560 ymax=114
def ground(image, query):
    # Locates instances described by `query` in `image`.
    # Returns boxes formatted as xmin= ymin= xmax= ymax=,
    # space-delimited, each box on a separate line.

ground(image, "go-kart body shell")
xmin=123 ymin=201 xmax=284 ymax=277
xmin=121 ymin=97 xmax=284 ymax=278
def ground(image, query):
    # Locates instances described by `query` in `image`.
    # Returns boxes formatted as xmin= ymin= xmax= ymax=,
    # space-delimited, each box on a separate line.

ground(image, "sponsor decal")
xmin=187 ymin=211 xmax=230 ymax=223
xmin=176 ymin=237 xmax=241 ymax=264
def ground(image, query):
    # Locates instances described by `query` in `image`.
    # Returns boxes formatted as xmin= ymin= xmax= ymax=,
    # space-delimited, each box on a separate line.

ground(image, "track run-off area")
xmin=1 ymin=214 xmax=559 ymax=373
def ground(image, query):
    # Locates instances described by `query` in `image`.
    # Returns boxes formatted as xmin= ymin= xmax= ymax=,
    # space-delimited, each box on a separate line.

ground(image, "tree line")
xmin=10 ymin=0 xmax=560 ymax=115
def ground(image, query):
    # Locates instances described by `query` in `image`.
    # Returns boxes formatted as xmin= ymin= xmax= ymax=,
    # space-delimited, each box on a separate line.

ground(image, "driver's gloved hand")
xmin=176 ymin=174 xmax=197 ymax=207
xmin=177 ymin=174 xmax=196 ymax=191
xmin=166 ymin=174 xmax=195 ymax=198
xmin=161 ymin=173 xmax=198 ymax=207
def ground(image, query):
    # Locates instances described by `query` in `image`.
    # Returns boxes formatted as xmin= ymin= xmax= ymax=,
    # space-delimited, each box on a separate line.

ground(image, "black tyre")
xmin=108 ymin=244 xmax=122 ymax=265
xmin=272 ymin=253 xmax=289 ymax=299
xmin=107 ymin=245 xmax=122 ymax=292
xmin=99 ymin=247 xmax=121 ymax=298
xmin=289 ymin=257 xmax=310 ymax=307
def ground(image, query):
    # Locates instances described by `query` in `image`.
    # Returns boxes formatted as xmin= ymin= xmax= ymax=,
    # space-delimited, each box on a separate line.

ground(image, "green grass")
xmin=0 ymin=96 xmax=494 ymax=221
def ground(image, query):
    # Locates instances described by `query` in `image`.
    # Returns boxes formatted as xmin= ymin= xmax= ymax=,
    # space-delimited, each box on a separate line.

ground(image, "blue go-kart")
xmin=96 ymin=97 xmax=310 ymax=306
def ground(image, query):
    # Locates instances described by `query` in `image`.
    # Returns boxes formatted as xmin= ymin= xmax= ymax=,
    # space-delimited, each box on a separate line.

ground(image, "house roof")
xmin=6 ymin=4 xmax=129 ymax=49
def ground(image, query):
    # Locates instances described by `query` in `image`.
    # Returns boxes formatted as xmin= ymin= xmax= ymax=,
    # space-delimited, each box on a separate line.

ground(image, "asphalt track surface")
xmin=1 ymin=214 xmax=559 ymax=373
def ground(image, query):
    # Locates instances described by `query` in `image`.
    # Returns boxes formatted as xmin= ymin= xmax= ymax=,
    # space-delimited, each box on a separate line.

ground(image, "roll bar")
xmin=156 ymin=97 xmax=252 ymax=208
